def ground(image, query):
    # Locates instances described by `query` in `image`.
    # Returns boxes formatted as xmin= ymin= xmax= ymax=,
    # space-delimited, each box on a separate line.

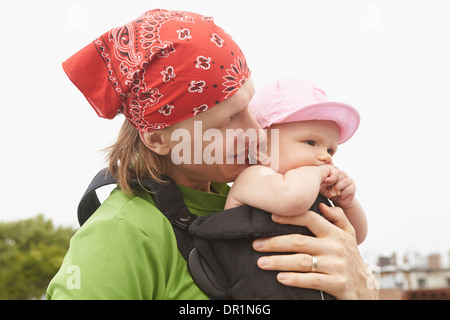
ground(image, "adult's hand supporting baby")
xmin=252 ymin=203 xmax=378 ymax=300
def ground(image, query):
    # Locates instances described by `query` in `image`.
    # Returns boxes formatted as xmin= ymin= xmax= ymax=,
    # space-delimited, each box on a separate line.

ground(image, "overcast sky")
xmin=1 ymin=0 xmax=449 ymax=264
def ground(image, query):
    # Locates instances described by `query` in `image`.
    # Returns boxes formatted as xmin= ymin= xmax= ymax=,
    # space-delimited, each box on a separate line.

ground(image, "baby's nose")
xmin=317 ymin=152 xmax=333 ymax=165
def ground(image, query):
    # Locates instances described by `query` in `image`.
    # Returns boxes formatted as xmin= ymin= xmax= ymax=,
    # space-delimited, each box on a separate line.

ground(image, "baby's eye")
xmin=327 ymin=148 xmax=335 ymax=156
xmin=304 ymin=140 xmax=316 ymax=146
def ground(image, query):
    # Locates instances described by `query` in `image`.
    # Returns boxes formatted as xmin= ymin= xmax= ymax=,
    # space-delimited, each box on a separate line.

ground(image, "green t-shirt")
xmin=46 ymin=182 xmax=230 ymax=300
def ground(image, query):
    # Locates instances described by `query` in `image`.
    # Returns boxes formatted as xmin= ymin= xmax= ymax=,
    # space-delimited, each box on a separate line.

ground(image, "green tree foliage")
xmin=0 ymin=215 xmax=76 ymax=300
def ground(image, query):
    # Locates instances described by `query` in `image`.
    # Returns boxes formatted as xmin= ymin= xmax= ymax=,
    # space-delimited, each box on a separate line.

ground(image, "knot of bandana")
xmin=63 ymin=9 xmax=251 ymax=132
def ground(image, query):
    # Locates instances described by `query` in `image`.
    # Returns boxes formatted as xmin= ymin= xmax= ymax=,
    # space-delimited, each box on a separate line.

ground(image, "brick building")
xmin=377 ymin=252 xmax=450 ymax=300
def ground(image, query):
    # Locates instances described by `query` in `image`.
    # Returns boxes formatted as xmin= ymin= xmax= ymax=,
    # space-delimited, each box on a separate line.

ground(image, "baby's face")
xmin=267 ymin=120 xmax=340 ymax=174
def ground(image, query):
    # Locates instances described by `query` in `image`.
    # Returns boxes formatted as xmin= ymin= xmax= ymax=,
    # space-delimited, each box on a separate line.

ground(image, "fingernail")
xmin=258 ymin=257 xmax=268 ymax=267
xmin=272 ymin=214 xmax=281 ymax=221
xmin=253 ymin=240 xmax=264 ymax=249
xmin=277 ymin=273 xmax=287 ymax=281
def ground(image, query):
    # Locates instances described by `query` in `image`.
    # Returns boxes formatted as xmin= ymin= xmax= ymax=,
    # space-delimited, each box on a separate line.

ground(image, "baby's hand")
xmin=319 ymin=165 xmax=340 ymax=186
xmin=320 ymin=167 xmax=356 ymax=209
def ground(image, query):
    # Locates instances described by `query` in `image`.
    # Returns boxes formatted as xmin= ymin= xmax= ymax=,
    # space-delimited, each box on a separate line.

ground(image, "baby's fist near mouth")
xmin=328 ymin=170 xmax=357 ymax=209
xmin=319 ymin=165 xmax=340 ymax=195
xmin=320 ymin=165 xmax=339 ymax=183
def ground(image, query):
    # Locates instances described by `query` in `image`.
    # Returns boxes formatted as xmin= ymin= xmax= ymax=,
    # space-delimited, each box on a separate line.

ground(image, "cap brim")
xmin=277 ymin=101 xmax=360 ymax=144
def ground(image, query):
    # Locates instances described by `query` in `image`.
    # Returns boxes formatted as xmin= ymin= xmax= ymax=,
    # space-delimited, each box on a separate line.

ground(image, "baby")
xmin=225 ymin=79 xmax=367 ymax=244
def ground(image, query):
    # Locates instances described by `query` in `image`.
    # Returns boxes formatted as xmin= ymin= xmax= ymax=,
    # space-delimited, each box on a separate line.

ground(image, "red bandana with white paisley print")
xmin=63 ymin=9 xmax=251 ymax=132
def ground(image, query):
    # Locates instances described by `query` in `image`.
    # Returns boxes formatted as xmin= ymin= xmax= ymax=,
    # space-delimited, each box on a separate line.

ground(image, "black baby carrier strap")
xmin=78 ymin=169 xmax=335 ymax=300
xmin=78 ymin=168 xmax=197 ymax=260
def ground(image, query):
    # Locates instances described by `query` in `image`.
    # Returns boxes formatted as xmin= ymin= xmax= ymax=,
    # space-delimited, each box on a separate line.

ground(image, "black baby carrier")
xmin=78 ymin=169 xmax=335 ymax=300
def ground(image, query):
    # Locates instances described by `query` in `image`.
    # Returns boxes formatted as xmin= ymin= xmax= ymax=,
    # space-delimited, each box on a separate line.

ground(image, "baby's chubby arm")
xmin=225 ymin=165 xmax=339 ymax=217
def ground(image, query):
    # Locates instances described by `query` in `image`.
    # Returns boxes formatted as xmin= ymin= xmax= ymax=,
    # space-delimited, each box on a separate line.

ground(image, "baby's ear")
xmin=139 ymin=131 xmax=171 ymax=156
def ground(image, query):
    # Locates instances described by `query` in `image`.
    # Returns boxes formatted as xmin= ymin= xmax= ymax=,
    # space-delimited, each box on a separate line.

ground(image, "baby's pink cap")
xmin=250 ymin=79 xmax=360 ymax=144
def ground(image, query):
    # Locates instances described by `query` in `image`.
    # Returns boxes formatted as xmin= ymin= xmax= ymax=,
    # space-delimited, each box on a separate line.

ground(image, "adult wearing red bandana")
xmin=47 ymin=9 xmax=376 ymax=300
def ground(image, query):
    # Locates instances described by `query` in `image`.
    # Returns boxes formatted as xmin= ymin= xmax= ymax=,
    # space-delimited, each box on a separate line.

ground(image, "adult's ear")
xmin=139 ymin=131 xmax=171 ymax=156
